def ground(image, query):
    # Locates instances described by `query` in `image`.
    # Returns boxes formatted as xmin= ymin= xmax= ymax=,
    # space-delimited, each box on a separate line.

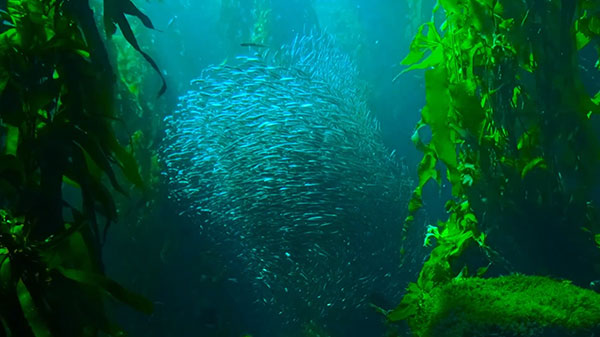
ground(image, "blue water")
xmin=102 ymin=1 xmax=438 ymax=336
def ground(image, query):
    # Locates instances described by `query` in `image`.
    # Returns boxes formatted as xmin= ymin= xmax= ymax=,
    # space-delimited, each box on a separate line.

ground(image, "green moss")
xmin=411 ymin=275 xmax=600 ymax=337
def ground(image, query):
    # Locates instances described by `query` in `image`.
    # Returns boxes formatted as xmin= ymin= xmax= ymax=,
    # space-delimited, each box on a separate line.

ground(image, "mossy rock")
xmin=410 ymin=275 xmax=600 ymax=337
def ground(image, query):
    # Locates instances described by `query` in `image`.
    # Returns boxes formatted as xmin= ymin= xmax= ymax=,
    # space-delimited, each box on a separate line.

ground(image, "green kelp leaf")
xmin=57 ymin=268 xmax=153 ymax=315
xmin=42 ymin=224 xmax=93 ymax=272
xmin=417 ymin=242 xmax=453 ymax=289
xmin=517 ymin=126 xmax=541 ymax=152
xmin=45 ymin=34 xmax=91 ymax=60
xmin=399 ymin=22 xmax=443 ymax=75
xmin=402 ymin=22 xmax=441 ymax=64
xmin=576 ymin=31 xmax=591 ymax=51
xmin=10 ymin=223 xmax=23 ymax=236
xmin=465 ymin=41 xmax=484 ymax=79
xmin=592 ymin=90 xmax=600 ymax=106
xmin=499 ymin=17 xmax=514 ymax=30
xmin=459 ymin=200 xmax=470 ymax=213
xmin=521 ymin=157 xmax=546 ymax=179
xmin=433 ymin=128 xmax=459 ymax=182
xmin=450 ymin=81 xmax=485 ymax=134
xmin=439 ymin=220 xmax=475 ymax=256
xmin=62 ymin=175 xmax=81 ymax=189
xmin=411 ymin=127 xmax=427 ymax=151
xmin=408 ymin=191 xmax=424 ymax=213
xmin=403 ymin=216 xmax=414 ymax=229
xmin=401 ymin=23 xmax=429 ymax=66
xmin=369 ymin=303 xmax=389 ymax=316
xmin=424 ymin=225 xmax=440 ymax=246
xmin=455 ymin=265 xmax=468 ymax=279
xmin=462 ymin=212 xmax=478 ymax=226
xmin=69 ymin=127 xmax=126 ymax=196
xmin=108 ymin=135 xmax=145 ymax=190
xmin=422 ymin=67 xmax=450 ymax=129
xmin=469 ymin=0 xmax=494 ymax=36
xmin=402 ymin=46 xmax=443 ymax=74
xmin=595 ymin=234 xmax=600 ymax=247
xmin=476 ymin=263 xmax=491 ymax=277
xmin=406 ymin=151 xmax=438 ymax=218
xmin=5 ymin=125 xmax=18 ymax=155
xmin=422 ymin=66 xmax=460 ymax=189
xmin=0 ymin=7 xmax=15 ymax=27
xmin=0 ymin=256 xmax=11 ymax=293
xmin=462 ymin=174 xmax=473 ymax=186
xmin=17 ymin=279 xmax=52 ymax=337
xmin=387 ymin=301 xmax=417 ymax=322
xmin=511 ymin=86 xmax=521 ymax=108
xmin=522 ymin=51 xmax=537 ymax=73
xmin=417 ymin=152 xmax=441 ymax=187
xmin=439 ymin=0 xmax=460 ymax=12
xmin=387 ymin=283 xmax=421 ymax=322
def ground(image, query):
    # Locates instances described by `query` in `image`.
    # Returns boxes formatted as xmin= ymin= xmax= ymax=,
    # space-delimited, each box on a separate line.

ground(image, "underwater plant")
xmin=251 ymin=0 xmax=271 ymax=44
xmin=0 ymin=0 xmax=164 ymax=335
xmin=389 ymin=0 xmax=600 ymax=335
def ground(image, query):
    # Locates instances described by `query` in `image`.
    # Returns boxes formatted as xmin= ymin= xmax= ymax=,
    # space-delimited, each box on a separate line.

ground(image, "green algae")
xmin=409 ymin=275 xmax=600 ymax=337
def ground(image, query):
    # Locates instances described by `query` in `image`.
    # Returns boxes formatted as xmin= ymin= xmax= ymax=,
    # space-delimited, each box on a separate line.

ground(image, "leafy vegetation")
xmin=251 ymin=0 xmax=271 ymax=44
xmin=218 ymin=0 xmax=270 ymax=52
xmin=391 ymin=0 xmax=600 ymax=335
xmin=0 ymin=0 xmax=163 ymax=335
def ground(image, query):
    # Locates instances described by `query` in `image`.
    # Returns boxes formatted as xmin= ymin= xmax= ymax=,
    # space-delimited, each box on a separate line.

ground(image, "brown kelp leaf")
xmin=103 ymin=0 xmax=166 ymax=96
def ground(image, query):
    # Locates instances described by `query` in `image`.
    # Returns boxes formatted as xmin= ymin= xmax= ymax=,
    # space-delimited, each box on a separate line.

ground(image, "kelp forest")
xmin=0 ymin=1 xmax=599 ymax=337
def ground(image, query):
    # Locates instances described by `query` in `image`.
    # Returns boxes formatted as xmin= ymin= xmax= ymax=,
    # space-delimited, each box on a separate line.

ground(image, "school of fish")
xmin=160 ymin=34 xmax=412 ymax=323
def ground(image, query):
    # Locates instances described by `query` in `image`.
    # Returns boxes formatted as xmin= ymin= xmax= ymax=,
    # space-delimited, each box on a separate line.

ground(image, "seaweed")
xmin=390 ymin=0 xmax=600 ymax=335
xmin=0 ymin=0 xmax=163 ymax=336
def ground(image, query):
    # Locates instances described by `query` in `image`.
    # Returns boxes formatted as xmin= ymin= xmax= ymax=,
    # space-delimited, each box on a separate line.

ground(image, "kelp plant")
xmin=0 ymin=0 xmax=164 ymax=336
xmin=391 ymin=0 xmax=600 ymax=336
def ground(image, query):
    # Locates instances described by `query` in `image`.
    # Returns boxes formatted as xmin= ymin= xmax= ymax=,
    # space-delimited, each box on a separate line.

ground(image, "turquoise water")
xmin=103 ymin=1 xmax=435 ymax=336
